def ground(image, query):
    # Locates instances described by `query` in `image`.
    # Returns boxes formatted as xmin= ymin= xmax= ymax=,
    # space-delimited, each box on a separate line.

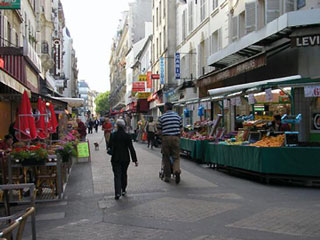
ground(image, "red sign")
xmin=147 ymin=71 xmax=152 ymax=89
xmin=0 ymin=58 xmax=4 ymax=69
xmin=132 ymin=82 xmax=145 ymax=92
xmin=151 ymin=74 xmax=160 ymax=79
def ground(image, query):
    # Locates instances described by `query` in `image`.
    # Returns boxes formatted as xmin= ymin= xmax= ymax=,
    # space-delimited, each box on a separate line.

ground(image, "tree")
xmin=95 ymin=91 xmax=110 ymax=116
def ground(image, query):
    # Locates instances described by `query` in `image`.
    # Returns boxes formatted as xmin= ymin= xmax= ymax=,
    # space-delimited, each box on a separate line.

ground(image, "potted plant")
xmin=11 ymin=144 xmax=48 ymax=166
xmin=55 ymin=142 xmax=77 ymax=163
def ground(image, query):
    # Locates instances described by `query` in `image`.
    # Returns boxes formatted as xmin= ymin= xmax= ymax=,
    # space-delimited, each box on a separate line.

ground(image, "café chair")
xmin=35 ymin=166 xmax=57 ymax=197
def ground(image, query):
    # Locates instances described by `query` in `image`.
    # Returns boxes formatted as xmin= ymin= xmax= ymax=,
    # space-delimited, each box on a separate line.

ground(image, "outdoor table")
xmin=7 ymin=155 xmax=63 ymax=200
xmin=180 ymin=138 xmax=197 ymax=159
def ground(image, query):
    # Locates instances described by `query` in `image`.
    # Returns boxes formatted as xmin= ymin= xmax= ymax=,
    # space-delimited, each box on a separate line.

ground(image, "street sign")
xmin=0 ymin=0 xmax=21 ymax=9
xmin=160 ymin=57 xmax=165 ymax=85
xmin=175 ymin=53 xmax=180 ymax=80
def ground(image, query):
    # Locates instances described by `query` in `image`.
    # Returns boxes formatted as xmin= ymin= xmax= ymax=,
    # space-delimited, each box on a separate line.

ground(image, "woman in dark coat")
xmin=108 ymin=119 xmax=138 ymax=200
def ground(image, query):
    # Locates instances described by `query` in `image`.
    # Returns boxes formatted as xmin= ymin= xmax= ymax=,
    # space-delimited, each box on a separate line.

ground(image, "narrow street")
xmin=23 ymin=130 xmax=320 ymax=240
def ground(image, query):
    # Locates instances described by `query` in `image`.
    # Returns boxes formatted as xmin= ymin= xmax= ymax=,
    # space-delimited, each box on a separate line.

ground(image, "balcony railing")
xmin=23 ymin=39 xmax=42 ymax=73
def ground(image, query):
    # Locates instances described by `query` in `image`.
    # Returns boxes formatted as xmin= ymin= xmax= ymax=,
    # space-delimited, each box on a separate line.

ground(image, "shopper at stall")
xmin=145 ymin=117 xmax=157 ymax=149
xmin=272 ymin=114 xmax=291 ymax=132
xmin=0 ymin=134 xmax=14 ymax=153
xmin=102 ymin=118 xmax=113 ymax=149
xmin=76 ymin=118 xmax=87 ymax=141
xmin=108 ymin=119 xmax=138 ymax=200
xmin=158 ymin=102 xmax=183 ymax=184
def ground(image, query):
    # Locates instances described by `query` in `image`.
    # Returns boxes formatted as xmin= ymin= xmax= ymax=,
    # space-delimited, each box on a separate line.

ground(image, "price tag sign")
xmin=265 ymin=88 xmax=273 ymax=102
xmin=248 ymin=94 xmax=255 ymax=105
xmin=77 ymin=142 xmax=90 ymax=158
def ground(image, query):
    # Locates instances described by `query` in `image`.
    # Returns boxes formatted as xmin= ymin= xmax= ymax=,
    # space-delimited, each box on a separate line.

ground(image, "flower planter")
xmin=21 ymin=158 xmax=46 ymax=166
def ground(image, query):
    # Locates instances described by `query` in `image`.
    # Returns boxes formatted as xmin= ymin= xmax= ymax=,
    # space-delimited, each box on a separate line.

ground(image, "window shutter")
xmin=245 ymin=1 xmax=257 ymax=34
xmin=231 ymin=16 xmax=239 ymax=41
xmin=11 ymin=28 xmax=16 ymax=46
xmin=3 ymin=16 xmax=8 ymax=46
xmin=218 ymin=28 xmax=222 ymax=50
xmin=197 ymin=43 xmax=201 ymax=77
xmin=209 ymin=34 xmax=213 ymax=54
xmin=284 ymin=0 xmax=295 ymax=13
xmin=0 ymin=14 xmax=4 ymax=47
xmin=265 ymin=0 xmax=281 ymax=24
xmin=204 ymin=38 xmax=209 ymax=74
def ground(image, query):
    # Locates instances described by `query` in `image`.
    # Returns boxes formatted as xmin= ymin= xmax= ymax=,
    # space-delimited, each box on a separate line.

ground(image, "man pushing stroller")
xmin=157 ymin=102 xmax=183 ymax=184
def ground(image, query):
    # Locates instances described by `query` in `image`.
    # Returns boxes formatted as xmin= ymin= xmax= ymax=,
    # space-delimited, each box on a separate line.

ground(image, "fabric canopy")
xmin=14 ymin=90 xmax=37 ymax=141
xmin=208 ymin=75 xmax=302 ymax=97
xmin=51 ymin=97 xmax=84 ymax=108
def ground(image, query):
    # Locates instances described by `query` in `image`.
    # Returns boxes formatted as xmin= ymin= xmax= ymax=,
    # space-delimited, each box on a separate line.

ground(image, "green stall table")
xmin=180 ymin=138 xmax=196 ymax=159
xmin=205 ymin=144 xmax=320 ymax=177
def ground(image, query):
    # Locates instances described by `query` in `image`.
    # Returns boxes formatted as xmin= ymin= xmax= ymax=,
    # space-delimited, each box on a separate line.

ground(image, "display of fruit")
xmin=250 ymin=134 xmax=285 ymax=147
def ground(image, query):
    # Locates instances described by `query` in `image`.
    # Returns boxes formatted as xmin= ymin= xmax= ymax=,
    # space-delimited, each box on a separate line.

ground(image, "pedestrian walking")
xmin=76 ymin=118 xmax=87 ymax=141
xmin=88 ymin=119 xmax=94 ymax=134
xmin=158 ymin=102 xmax=182 ymax=184
xmin=102 ymin=117 xmax=113 ymax=149
xmin=108 ymin=119 xmax=138 ymax=200
xmin=145 ymin=117 xmax=157 ymax=149
xmin=94 ymin=118 xmax=99 ymax=133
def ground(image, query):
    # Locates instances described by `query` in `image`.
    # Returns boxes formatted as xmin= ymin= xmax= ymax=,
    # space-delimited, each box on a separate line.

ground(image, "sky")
xmin=60 ymin=0 xmax=131 ymax=93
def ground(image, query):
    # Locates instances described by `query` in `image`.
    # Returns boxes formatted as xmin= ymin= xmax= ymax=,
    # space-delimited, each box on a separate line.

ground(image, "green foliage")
xmin=55 ymin=142 xmax=77 ymax=162
xmin=95 ymin=91 xmax=110 ymax=115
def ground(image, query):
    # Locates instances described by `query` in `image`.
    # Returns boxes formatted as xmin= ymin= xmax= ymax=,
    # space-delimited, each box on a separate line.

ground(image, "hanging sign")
xmin=0 ymin=0 xmax=21 ymax=9
xmin=138 ymin=75 xmax=147 ymax=81
xmin=223 ymin=99 xmax=229 ymax=109
xmin=132 ymin=82 xmax=145 ymax=92
xmin=175 ymin=53 xmax=180 ymax=80
xmin=136 ymin=92 xmax=151 ymax=99
xmin=248 ymin=94 xmax=256 ymax=105
xmin=304 ymin=85 xmax=320 ymax=97
xmin=151 ymin=74 xmax=160 ymax=79
xmin=147 ymin=71 xmax=152 ymax=88
xmin=265 ymin=88 xmax=273 ymax=102
xmin=235 ymin=97 xmax=241 ymax=106
xmin=160 ymin=57 xmax=165 ymax=84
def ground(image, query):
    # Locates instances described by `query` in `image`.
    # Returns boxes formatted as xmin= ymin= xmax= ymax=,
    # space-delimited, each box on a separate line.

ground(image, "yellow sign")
xmin=138 ymin=75 xmax=147 ymax=81
xmin=255 ymin=115 xmax=273 ymax=121
xmin=136 ymin=92 xmax=151 ymax=99
xmin=77 ymin=142 xmax=90 ymax=158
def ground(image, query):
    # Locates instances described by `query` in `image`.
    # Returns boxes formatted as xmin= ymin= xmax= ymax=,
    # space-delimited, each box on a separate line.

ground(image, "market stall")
xmin=201 ymin=76 xmax=320 ymax=184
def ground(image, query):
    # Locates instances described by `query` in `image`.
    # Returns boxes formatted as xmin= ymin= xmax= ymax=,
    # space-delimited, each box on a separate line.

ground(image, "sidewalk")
xmin=24 ymin=128 xmax=320 ymax=240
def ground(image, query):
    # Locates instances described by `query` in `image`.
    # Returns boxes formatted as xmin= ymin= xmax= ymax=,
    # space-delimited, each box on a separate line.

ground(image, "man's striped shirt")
xmin=158 ymin=111 xmax=182 ymax=136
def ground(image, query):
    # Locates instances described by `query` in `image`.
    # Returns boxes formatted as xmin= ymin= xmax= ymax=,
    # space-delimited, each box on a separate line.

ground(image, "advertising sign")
xmin=77 ymin=142 xmax=90 ymax=158
xmin=132 ymin=82 xmax=145 ymax=92
xmin=151 ymin=74 xmax=160 ymax=79
xmin=304 ymin=86 xmax=320 ymax=97
xmin=175 ymin=53 xmax=180 ymax=80
xmin=138 ymin=75 xmax=147 ymax=81
xmin=312 ymin=113 xmax=320 ymax=131
xmin=136 ymin=92 xmax=151 ymax=99
xmin=147 ymin=71 xmax=152 ymax=88
xmin=160 ymin=57 xmax=165 ymax=85
xmin=0 ymin=0 xmax=20 ymax=9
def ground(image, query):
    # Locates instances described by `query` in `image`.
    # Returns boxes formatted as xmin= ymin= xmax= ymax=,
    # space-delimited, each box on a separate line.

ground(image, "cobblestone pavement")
xmin=24 ymin=129 xmax=320 ymax=240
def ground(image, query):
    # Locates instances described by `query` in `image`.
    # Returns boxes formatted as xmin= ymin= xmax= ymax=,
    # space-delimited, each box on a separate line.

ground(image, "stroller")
xmin=159 ymin=156 xmax=174 ymax=180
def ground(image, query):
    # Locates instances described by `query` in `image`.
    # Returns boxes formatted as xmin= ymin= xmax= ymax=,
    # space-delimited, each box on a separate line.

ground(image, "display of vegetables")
xmin=250 ymin=134 xmax=285 ymax=147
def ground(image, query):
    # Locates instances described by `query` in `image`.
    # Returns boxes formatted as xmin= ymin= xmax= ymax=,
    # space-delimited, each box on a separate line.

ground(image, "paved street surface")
xmin=25 ymin=129 xmax=320 ymax=240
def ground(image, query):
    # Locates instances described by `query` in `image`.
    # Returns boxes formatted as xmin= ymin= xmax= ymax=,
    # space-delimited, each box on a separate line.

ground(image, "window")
xmin=163 ymin=26 xmax=166 ymax=49
xmin=7 ymin=21 xmax=11 ymax=47
xmin=159 ymin=0 xmax=161 ymax=24
xmin=231 ymin=16 xmax=239 ymax=42
xmin=200 ymin=0 xmax=207 ymax=22
xmin=159 ymin=32 xmax=162 ymax=55
xmin=210 ymin=29 xmax=221 ymax=54
xmin=156 ymin=37 xmax=159 ymax=58
xmin=182 ymin=10 xmax=187 ymax=40
xmin=188 ymin=1 xmax=193 ymax=32
xmin=15 ymin=32 xmax=18 ymax=47
xmin=212 ymin=0 xmax=218 ymax=10
xmin=297 ymin=0 xmax=305 ymax=9
xmin=156 ymin=8 xmax=158 ymax=27
xmin=163 ymin=0 xmax=166 ymax=18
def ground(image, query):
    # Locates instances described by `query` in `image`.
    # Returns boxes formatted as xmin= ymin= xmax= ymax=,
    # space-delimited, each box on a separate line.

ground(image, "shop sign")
xmin=0 ymin=0 xmax=20 ymax=9
xmin=0 ymin=57 xmax=4 ymax=69
xmin=265 ymin=88 xmax=273 ymax=102
xmin=175 ymin=53 xmax=180 ymax=80
xmin=160 ymin=57 xmax=165 ymax=84
xmin=312 ymin=113 xmax=320 ymax=130
xmin=198 ymin=54 xmax=266 ymax=88
xmin=53 ymin=39 xmax=61 ymax=76
xmin=151 ymin=74 xmax=160 ymax=79
xmin=132 ymin=82 xmax=145 ymax=92
xmin=292 ymin=34 xmax=320 ymax=47
xmin=138 ymin=75 xmax=147 ymax=81
xmin=136 ymin=92 xmax=151 ymax=99
xmin=304 ymin=85 xmax=320 ymax=97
